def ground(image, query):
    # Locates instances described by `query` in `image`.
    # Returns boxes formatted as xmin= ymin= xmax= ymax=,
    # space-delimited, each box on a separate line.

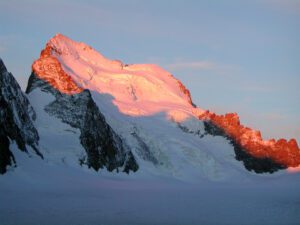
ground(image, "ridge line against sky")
xmin=0 ymin=0 xmax=299 ymax=142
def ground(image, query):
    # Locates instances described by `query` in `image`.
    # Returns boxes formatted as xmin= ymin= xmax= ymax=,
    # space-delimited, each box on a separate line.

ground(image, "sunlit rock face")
xmin=0 ymin=58 xmax=40 ymax=174
xmin=30 ymin=33 xmax=300 ymax=174
xmin=199 ymin=111 xmax=300 ymax=172
xmin=32 ymin=45 xmax=83 ymax=95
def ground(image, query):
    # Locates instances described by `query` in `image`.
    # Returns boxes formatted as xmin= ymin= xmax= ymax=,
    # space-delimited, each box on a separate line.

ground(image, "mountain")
xmin=1 ymin=34 xmax=299 ymax=178
xmin=1 ymin=34 xmax=300 ymax=225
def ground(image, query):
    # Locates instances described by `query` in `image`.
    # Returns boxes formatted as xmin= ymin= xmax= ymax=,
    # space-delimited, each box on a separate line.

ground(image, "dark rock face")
xmin=0 ymin=58 xmax=40 ymax=174
xmin=203 ymin=121 xmax=286 ymax=173
xmin=26 ymin=72 xmax=138 ymax=173
xmin=0 ymin=130 xmax=15 ymax=174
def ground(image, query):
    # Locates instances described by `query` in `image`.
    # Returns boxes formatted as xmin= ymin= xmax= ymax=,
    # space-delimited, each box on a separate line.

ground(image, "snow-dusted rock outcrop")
xmin=0 ymin=58 xmax=40 ymax=174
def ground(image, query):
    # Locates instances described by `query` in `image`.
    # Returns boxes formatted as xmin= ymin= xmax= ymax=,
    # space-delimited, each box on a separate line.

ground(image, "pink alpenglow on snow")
xmin=33 ymin=34 xmax=199 ymax=120
xmin=32 ymin=33 xmax=300 ymax=170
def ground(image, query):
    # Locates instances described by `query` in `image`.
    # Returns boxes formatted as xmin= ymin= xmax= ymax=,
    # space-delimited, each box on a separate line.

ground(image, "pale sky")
xmin=0 ymin=0 xmax=299 ymax=142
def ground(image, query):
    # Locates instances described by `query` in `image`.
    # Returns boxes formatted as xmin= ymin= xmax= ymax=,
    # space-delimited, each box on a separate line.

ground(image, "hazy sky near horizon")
xmin=0 ymin=0 xmax=299 ymax=141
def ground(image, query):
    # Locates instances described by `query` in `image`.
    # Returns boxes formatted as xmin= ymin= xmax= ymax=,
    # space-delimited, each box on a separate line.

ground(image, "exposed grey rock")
xmin=0 ymin=58 xmax=41 ymax=174
xmin=26 ymin=72 xmax=138 ymax=173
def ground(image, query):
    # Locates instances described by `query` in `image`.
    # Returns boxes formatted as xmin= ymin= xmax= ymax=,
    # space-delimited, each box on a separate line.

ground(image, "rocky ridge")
xmin=0 ymin=58 xmax=40 ymax=174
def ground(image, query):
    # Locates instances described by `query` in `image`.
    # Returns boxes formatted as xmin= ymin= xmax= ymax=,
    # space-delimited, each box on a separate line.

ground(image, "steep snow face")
xmin=31 ymin=34 xmax=300 ymax=175
xmin=32 ymin=34 xmax=202 ymax=121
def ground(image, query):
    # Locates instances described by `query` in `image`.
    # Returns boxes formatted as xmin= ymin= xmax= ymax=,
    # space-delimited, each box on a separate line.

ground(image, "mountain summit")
xmin=32 ymin=33 xmax=199 ymax=119
xmin=29 ymin=34 xmax=300 ymax=174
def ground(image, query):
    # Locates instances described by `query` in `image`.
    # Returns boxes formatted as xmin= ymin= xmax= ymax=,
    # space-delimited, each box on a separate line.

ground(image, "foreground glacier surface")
xmin=1 ymin=148 xmax=300 ymax=225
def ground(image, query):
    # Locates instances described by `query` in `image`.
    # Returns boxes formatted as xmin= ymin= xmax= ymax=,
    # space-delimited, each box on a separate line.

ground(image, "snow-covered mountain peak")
xmin=33 ymin=34 xmax=199 ymax=120
xmin=31 ymin=34 xmax=300 ymax=173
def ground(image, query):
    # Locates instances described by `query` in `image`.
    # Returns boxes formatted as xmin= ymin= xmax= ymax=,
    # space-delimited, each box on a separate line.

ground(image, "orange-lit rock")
xmin=176 ymin=80 xmax=194 ymax=106
xmin=198 ymin=110 xmax=300 ymax=168
xmin=32 ymin=44 xmax=83 ymax=95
